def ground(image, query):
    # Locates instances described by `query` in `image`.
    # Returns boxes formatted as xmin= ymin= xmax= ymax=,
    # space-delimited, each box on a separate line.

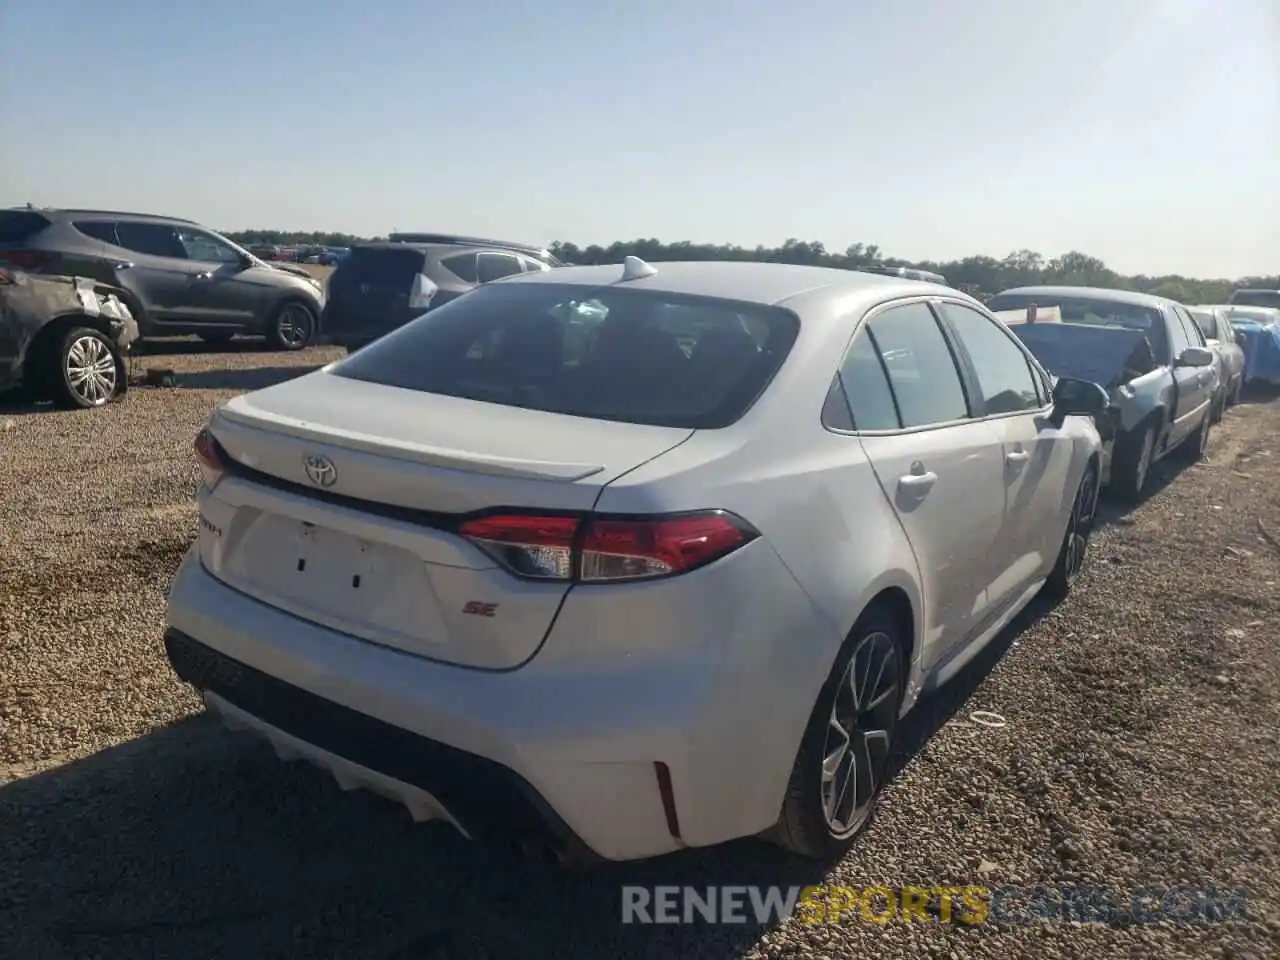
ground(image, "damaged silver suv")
xmin=0 ymin=264 xmax=138 ymax=409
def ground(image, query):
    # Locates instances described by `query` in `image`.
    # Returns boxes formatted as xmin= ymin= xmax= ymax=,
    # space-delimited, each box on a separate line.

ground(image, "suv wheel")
xmin=49 ymin=326 xmax=124 ymax=409
xmin=269 ymin=301 xmax=316 ymax=351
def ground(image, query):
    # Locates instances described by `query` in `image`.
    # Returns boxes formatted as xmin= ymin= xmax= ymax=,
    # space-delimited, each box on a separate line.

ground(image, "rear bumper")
xmin=320 ymin=303 xmax=420 ymax=346
xmin=165 ymin=628 xmax=598 ymax=865
xmin=163 ymin=546 xmax=832 ymax=861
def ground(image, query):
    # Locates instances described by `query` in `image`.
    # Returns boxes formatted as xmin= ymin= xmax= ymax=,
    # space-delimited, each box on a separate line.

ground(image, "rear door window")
xmin=440 ymin=252 xmax=478 ymax=283
xmin=863 ymin=302 xmax=971 ymax=428
xmin=476 ymin=252 xmax=524 ymax=283
xmin=115 ymin=221 xmax=186 ymax=259
xmin=330 ymin=282 xmax=800 ymax=429
xmin=73 ymin=221 xmax=120 ymax=244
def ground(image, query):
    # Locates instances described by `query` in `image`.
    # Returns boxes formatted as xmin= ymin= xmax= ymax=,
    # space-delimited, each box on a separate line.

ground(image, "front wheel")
xmin=48 ymin=326 xmax=125 ymax=410
xmin=1110 ymin=423 xmax=1155 ymax=504
xmin=770 ymin=608 xmax=905 ymax=860
xmin=269 ymin=301 xmax=317 ymax=351
xmin=1043 ymin=462 xmax=1099 ymax=602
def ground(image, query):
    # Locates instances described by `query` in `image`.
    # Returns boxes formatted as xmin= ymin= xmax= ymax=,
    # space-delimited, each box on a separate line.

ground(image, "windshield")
xmin=1229 ymin=290 xmax=1280 ymax=308
xmin=987 ymin=292 xmax=1169 ymax=362
xmin=330 ymin=281 xmax=800 ymax=429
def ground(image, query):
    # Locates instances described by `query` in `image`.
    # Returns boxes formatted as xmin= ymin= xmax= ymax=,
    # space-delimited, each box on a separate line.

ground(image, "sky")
xmin=1 ymin=0 xmax=1276 ymax=279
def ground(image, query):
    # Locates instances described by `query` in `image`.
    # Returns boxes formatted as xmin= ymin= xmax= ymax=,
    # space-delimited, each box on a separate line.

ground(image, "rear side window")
xmin=331 ymin=282 xmax=801 ymax=429
xmin=863 ymin=302 xmax=970 ymax=428
xmin=0 ymin=211 xmax=51 ymax=243
xmin=115 ymin=221 xmax=185 ymax=258
xmin=334 ymin=247 xmax=426 ymax=288
xmin=440 ymin=252 xmax=478 ymax=283
xmin=477 ymin=252 xmax=523 ymax=283
xmin=73 ymin=221 xmax=119 ymax=244
xmin=833 ymin=327 xmax=900 ymax=430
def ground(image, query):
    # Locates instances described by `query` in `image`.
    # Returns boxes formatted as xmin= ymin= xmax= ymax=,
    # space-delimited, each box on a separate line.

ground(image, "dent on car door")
xmin=839 ymin=300 xmax=1006 ymax=666
xmin=935 ymin=301 xmax=1077 ymax=602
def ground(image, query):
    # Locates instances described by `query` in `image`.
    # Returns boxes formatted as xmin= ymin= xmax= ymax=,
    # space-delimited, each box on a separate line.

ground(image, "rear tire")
xmin=47 ymin=326 xmax=125 ymax=410
xmin=1110 ymin=422 xmax=1155 ymax=504
xmin=770 ymin=607 xmax=905 ymax=860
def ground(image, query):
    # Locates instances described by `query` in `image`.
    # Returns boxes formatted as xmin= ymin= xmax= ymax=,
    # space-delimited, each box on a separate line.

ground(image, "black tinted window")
xmin=1230 ymin=290 xmax=1280 ymax=308
xmin=331 ymin=282 xmax=800 ymax=429
xmin=334 ymin=247 xmax=426 ymax=289
xmin=864 ymin=302 xmax=969 ymax=427
xmin=939 ymin=302 xmax=1042 ymax=414
xmin=115 ymin=222 xmax=185 ymax=258
xmin=0 ymin=211 xmax=51 ymax=243
xmin=838 ymin=328 xmax=900 ymax=429
xmin=477 ymin=252 xmax=523 ymax=283
xmin=440 ymin=253 xmax=478 ymax=283
xmin=73 ymin=221 xmax=119 ymax=244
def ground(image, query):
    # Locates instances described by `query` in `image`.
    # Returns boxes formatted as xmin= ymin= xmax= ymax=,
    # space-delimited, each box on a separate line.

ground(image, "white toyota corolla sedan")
xmin=165 ymin=258 xmax=1108 ymax=864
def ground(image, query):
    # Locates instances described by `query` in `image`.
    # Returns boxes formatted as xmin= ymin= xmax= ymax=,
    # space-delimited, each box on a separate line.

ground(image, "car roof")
xmin=495 ymin=259 xmax=947 ymax=307
xmin=995 ymin=285 xmax=1174 ymax=310
xmin=9 ymin=207 xmax=201 ymax=225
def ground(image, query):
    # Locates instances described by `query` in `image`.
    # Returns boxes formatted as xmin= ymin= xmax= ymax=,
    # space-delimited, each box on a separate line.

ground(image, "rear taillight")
xmin=193 ymin=427 xmax=228 ymax=489
xmin=1 ymin=250 xmax=54 ymax=271
xmin=457 ymin=510 xmax=758 ymax=583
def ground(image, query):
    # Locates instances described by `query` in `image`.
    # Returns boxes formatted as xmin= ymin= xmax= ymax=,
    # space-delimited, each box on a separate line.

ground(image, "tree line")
xmin=222 ymin=231 xmax=1275 ymax=304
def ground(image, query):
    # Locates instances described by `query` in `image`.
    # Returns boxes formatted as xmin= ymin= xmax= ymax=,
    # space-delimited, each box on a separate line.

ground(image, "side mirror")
xmin=1051 ymin=376 xmax=1110 ymax=419
xmin=1235 ymin=332 xmax=1247 ymax=347
xmin=1175 ymin=346 xmax=1215 ymax=368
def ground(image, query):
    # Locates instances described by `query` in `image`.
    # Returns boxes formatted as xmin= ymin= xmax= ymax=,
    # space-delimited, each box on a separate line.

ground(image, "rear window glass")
xmin=0 ymin=211 xmax=51 ymax=243
xmin=987 ymin=292 xmax=1168 ymax=361
xmin=1229 ymin=290 xmax=1280 ymax=308
xmin=331 ymin=282 xmax=801 ymax=429
xmin=334 ymin=247 xmax=426 ymax=288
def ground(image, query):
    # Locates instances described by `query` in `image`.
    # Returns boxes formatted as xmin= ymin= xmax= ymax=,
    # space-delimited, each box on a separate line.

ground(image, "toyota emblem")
xmin=303 ymin=453 xmax=337 ymax=488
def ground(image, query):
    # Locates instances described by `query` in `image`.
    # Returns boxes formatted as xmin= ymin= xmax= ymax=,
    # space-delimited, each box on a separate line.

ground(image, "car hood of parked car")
xmin=1012 ymin=322 xmax=1155 ymax=391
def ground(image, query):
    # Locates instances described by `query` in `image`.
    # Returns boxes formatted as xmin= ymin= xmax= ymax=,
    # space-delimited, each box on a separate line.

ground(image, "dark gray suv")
xmin=0 ymin=208 xmax=326 ymax=350
xmin=321 ymin=234 xmax=562 ymax=351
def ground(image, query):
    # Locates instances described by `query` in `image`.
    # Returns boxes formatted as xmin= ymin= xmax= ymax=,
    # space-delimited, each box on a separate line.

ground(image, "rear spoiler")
xmin=994 ymin=305 xmax=1063 ymax=326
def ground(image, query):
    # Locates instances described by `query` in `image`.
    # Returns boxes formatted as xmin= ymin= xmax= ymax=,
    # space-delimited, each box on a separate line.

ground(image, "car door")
xmin=838 ymin=299 xmax=1007 ymax=666
xmin=112 ymin=221 xmax=214 ymax=327
xmin=171 ymin=227 xmax=259 ymax=326
xmin=1169 ymin=305 xmax=1214 ymax=440
xmin=935 ymin=300 xmax=1078 ymax=605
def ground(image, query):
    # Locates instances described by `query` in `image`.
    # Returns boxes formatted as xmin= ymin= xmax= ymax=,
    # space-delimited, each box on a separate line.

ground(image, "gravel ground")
xmin=1 ymin=342 xmax=1278 ymax=959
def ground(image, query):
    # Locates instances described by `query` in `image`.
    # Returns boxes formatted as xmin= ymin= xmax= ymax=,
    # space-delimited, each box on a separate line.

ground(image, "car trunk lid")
xmin=199 ymin=369 xmax=693 ymax=669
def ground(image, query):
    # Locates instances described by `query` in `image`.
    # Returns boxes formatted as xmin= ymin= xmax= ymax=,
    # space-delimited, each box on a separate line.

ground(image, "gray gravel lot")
xmin=2 ymin=341 xmax=1278 ymax=959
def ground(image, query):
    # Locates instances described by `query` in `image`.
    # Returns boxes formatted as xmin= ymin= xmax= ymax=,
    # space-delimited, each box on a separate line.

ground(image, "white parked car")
xmin=165 ymin=259 xmax=1108 ymax=864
